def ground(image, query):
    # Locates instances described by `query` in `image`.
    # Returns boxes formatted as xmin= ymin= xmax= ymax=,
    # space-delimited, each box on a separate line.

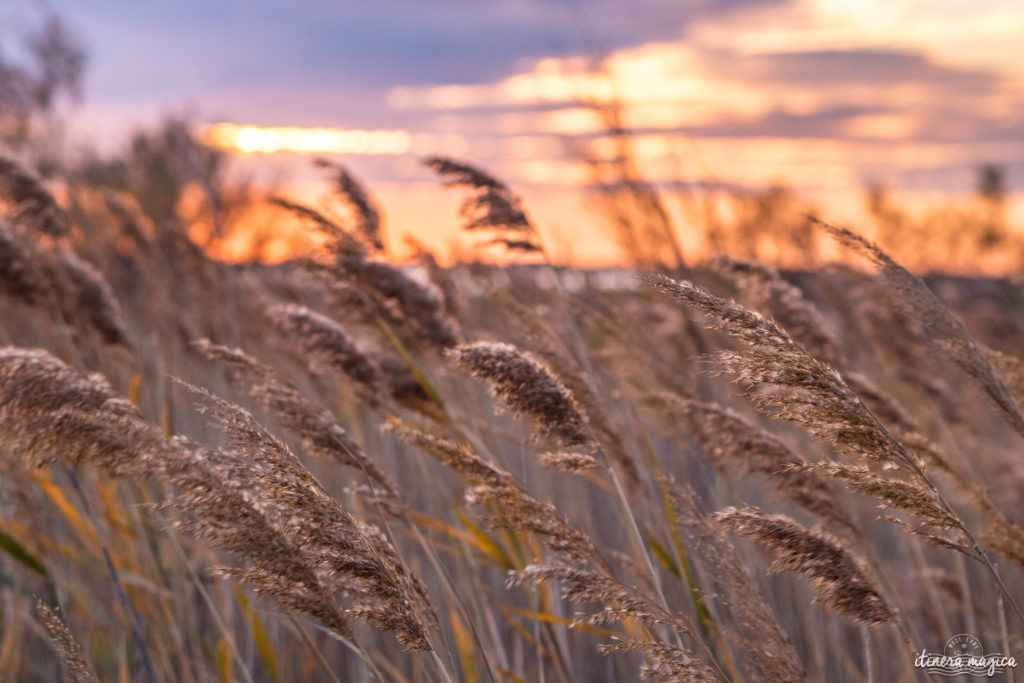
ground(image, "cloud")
xmin=700 ymin=48 xmax=999 ymax=91
xmin=18 ymin=0 xmax=1023 ymax=203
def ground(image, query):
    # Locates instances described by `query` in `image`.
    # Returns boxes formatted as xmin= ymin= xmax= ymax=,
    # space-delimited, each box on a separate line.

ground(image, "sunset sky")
xmin=6 ymin=0 xmax=1024 ymax=264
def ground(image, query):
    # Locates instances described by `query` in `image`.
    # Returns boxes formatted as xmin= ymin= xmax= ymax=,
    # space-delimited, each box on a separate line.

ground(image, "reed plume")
xmin=0 ymin=345 xmax=432 ymax=650
xmin=812 ymin=216 xmax=1024 ymax=437
xmin=669 ymin=485 xmax=807 ymax=682
xmin=537 ymin=451 xmax=600 ymax=472
xmin=159 ymin=437 xmax=357 ymax=641
xmin=270 ymin=195 xmax=367 ymax=258
xmin=651 ymin=393 xmax=852 ymax=531
xmin=0 ymin=220 xmax=47 ymax=304
xmin=327 ymin=256 xmax=458 ymax=352
xmin=646 ymin=274 xmax=913 ymax=468
xmin=978 ymin=498 xmax=1024 ymax=568
xmin=784 ymin=461 xmax=966 ymax=550
xmin=710 ymin=254 xmax=949 ymax=473
xmin=386 ymin=417 xmax=719 ymax=679
xmin=424 ymin=157 xmax=532 ymax=233
xmin=0 ymin=155 xmax=68 ymax=236
xmin=266 ymin=303 xmax=380 ymax=389
xmin=0 ymin=347 xmax=167 ymax=475
xmin=424 ymin=156 xmax=539 ymax=252
xmin=383 ymin=417 xmax=596 ymax=562
xmin=193 ymin=339 xmax=397 ymax=497
xmin=842 ymin=371 xmax=953 ymax=475
xmin=315 ymin=158 xmax=384 ymax=251
xmin=0 ymin=349 xmax=357 ymax=641
xmin=646 ymin=275 xmax=995 ymax=560
xmin=179 ymin=382 xmax=435 ymax=649
xmin=53 ymin=248 xmax=131 ymax=347
xmin=446 ymin=341 xmax=594 ymax=451
xmin=0 ymin=229 xmax=131 ymax=346
xmin=709 ymin=255 xmax=841 ymax=366
xmin=35 ymin=603 xmax=98 ymax=683
xmin=490 ymin=288 xmax=641 ymax=483
xmin=511 ymin=564 xmax=719 ymax=682
xmin=714 ymin=507 xmax=892 ymax=626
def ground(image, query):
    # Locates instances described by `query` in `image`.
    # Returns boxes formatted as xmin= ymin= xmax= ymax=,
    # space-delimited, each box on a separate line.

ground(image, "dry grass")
xmin=0 ymin=149 xmax=1023 ymax=683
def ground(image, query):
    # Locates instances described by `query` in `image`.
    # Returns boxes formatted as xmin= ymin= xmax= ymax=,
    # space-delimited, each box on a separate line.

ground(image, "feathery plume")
xmin=270 ymin=196 xmax=367 ymax=258
xmin=446 ymin=342 xmax=594 ymax=451
xmin=601 ymin=639 xmax=722 ymax=682
xmin=386 ymin=418 xmax=720 ymax=678
xmin=315 ymin=158 xmax=384 ymax=251
xmin=490 ymin=288 xmax=641 ymax=484
xmin=509 ymin=564 xmax=675 ymax=629
xmin=330 ymin=256 xmax=459 ymax=351
xmin=193 ymin=340 xmax=397 ymax=497
xmin=668 ymin=485 xmax=807 ymax=682
xmin=0 ymin=347 xmax=167 ymax=475
xmin=424 ymin=156 xmax=540 ymax=252
xmin=266 ymin=303 xmax=380 ymax=389
xmin=424 ymin=157 xmax=532 ymax=233
xmin=651 ymin=274 xmax=1024 ymax=624
xmin=652 ymin=393 xmax=852 ymax=531
xmin=537 ymin=451 xmax=600 ymax=473
xmin=0 ymin=346 xmax=429 ymax=649
xmin=711 ymin=256 xmax=950 ymax=472
xmin=159 ymin=438 xmax=356 ymax=641
xmin=180 ymin=383 xmax=434 ymax=649
xmin=54 ymin=249 xmax=131 ymax=346
xmin=646 ymin=274 xmax=913 ymax=468
xmin=709 ymin=255 xmax=842 ymax=366
xmin=784 ymin=461 xmax=966 ymax=550
xmin=0 ymin=155 xmax=68 ymax=236
xmin=973 ymin=494 xmax=1024 ymax=569
xmin=0 ymin=220 xmax=47 ymax=304
xmin=383 ymin=417 xmax=596 ymax=562
xmin=813 ymin=217 xmax=1024 ymax=437
xmin=35 ymin=603 xmax=98 ymax=683
xmin=714 ymin=507 xmax=892 ymax=625
xmin=843 ymin=371 xmax=954 ymax=475
xmin=509 ymin=564 xmax=720 ymax=681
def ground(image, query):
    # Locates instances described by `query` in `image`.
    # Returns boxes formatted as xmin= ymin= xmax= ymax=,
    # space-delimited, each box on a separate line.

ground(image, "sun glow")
xmin=202 ymin=123 xmax=411 ymax=155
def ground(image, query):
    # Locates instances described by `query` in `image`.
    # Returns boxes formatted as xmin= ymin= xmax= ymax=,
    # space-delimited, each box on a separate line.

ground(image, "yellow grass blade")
xmin=455 ymin=509 xmax=515 ymax=569
xmin=450 ymin=608 xmax=478 ymax=683
xmin=500 ymin=607 xmax=617 ymax=638
xmin=234 ymin=587 xmax=278 ymax=680
xmin=28 ymin=471 xmax=100 ymax=550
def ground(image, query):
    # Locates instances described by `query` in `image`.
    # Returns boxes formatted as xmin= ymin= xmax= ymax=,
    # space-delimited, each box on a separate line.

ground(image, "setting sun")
xmin=203 ymin=123 xmax=411 ymax=155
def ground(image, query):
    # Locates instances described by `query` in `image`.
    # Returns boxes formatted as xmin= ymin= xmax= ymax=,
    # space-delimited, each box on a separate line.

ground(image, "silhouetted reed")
xmin=0 ymin=155 xmax=68 ymax=236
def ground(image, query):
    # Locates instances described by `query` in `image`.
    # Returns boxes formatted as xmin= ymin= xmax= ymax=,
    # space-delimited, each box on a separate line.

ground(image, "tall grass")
xmin=0 ymin=151 xmax=1022 ymax=682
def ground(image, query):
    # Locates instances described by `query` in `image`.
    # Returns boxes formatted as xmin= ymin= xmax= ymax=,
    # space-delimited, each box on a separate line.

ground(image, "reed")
xmin=1 ymin=145 xmax=1023 ymax=682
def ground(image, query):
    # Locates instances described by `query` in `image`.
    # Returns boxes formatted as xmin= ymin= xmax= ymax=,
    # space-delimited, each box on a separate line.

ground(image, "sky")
xmin=4 ymin=0 xmax=1024 ymax=265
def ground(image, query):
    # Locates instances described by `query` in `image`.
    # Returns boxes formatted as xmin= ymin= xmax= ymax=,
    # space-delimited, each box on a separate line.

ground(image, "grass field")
xmin=1 ymin=147 xmax=1023 ymax=682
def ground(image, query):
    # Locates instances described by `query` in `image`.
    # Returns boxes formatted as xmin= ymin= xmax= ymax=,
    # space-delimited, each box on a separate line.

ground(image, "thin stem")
xmin=998 ymin=583 xmax=1014 ymax=683
xmin=861 ymin=625 xmax=872 ymax=683
xmin=161 ymin=511 xmax=256 ymax=683
xmin=291 ymin=617 xmax=347 ymax=683
xmin=65 ymin=469 xmax=158 ymax=683
xmin=838 ymin=374 xmax=1024 ymax=630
